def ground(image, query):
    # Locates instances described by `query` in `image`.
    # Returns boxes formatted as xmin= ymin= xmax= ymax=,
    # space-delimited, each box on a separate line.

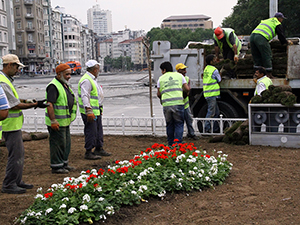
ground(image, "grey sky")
xmin=51 ymin=0 xmax=238 ymax=32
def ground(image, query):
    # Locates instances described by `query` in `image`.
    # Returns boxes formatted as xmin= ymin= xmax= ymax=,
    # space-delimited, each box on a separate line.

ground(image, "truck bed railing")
xmin=22 ymin=113 xmax=247 ymax=136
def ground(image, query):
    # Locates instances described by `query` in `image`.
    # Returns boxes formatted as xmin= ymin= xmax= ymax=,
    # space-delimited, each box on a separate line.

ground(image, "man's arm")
xmin=46 ymin=102 xmax=56 ymax=120
xmin=11 ymin=102 xmax=38 ymax=110
xmin=157 ymin=88 xmax=161 ymax=99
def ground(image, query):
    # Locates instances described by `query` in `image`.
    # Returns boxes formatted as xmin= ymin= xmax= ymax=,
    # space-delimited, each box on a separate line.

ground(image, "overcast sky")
xmin=51 ymin=0 xmax=238 ymax=32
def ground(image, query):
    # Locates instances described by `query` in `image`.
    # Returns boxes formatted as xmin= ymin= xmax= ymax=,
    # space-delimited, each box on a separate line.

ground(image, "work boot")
xmin=52 ymin=168 xmax=69 ymax=174
xmin=64 ymin=165 xmax=76 ymax=171
xmin=1 ymin=186 xmax=26 ymax=194
xmin=18 ymin=182 xmax=34 ymax=189
xmin=84 ymin=152 xmax=102 ymax=160
xmin=187 ymin=134 xmax=200 ymax=140
xmin=94 ymin=148 xmax=112 ymax=157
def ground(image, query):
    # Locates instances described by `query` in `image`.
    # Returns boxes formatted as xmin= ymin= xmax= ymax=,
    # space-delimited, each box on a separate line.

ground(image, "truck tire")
xmin=196 ymin=101 xmax=239 ymax=132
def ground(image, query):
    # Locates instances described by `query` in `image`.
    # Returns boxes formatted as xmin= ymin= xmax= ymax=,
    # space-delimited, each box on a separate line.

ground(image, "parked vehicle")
xmin=151 ymin=40 xmax=300 ymax=132
xmin=66 ymin=61 xmax=81 ymax=75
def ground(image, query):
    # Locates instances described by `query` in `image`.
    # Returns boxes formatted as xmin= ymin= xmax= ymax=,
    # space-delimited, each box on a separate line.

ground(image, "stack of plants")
xmin=209 ymin=120 xmax=249 ymax=146
xmin=250 ymin=85 xmax=297 ymax=106
xmin=16 ymin=141 xmax=232 ymax=225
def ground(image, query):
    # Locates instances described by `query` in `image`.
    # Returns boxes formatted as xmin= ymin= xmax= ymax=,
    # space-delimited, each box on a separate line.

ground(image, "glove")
xmin=288 ymin=40 xmax=293 ymax=45
xmin=51 ymin=119 xmax=59 ymax=131
xmin=35 ymin=99 xmax=50 ymax=109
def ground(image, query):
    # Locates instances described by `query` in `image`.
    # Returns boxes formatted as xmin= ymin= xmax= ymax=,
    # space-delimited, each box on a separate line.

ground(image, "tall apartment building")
xmin=161 ymin=15 xmax=213 ymax=31
xmin=14 ymin=0 xmax=46 ymax=73
xmin=62 ymin=14 xmax=81 ymax=63
xmin=130 ymin=36 xmax=146 ymax=70
xmin=99 ymin=37 xmax=112 ymax=71
xmin=80 ymin=25 xmax=96 ymax=68
xmin=112 ymin=30 xmax=129 ymax=58
xmin=87 ymin=4 xmax=112 ymax=35
xmin=5 ymin=0 xmax=16 ymax=54
xmin=43 ymin=1 xmax=63 ymax=72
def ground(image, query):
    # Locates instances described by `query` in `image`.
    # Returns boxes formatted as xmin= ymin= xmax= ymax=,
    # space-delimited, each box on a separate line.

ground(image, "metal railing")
xmin=22 ymin=112 xmax=247 ymax=136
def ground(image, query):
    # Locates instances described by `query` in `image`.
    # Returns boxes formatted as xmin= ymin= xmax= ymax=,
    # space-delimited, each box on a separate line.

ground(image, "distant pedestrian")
xmin=157 ymin=61 xmax=190 ymax=146
xmin=175 ymin=63 xmax=199 ymax=140
xmin=0 ymin=54 xmax=49 ymax=194
xmin=78 ymin=60 xmax=111 ymax=160
xmin=45 ymin=64 xmax=77 ymax=174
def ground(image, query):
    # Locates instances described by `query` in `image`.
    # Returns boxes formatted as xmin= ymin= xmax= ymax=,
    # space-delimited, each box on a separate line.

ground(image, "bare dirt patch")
xmin=1 ymin=135 xmax=300 ymax=224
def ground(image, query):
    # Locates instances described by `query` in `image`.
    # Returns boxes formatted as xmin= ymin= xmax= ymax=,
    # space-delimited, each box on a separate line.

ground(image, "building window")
xmin=15 ymin=7 xmax=20 ymax=16
xmin=17 ymin=21 xmax=21 ymax=29
xmin=4 ymin=32 xmax=7 ymax=42
xmin=2 ymin=0 xmax=5 ymax=11
xmin=27 ymin=21 xmax=33 ymax=29
xmin=0 ymin=32 xmax=2 ymax=42
xmin=26 ymin=7 xmax=32 ymax=15
xmin=28 ymin=33 xmax=33 ymax=41
xmin=2 ymin=16 xmax=5 ymax=27
xmin=18 ymin=34 xmax=22 ymax=42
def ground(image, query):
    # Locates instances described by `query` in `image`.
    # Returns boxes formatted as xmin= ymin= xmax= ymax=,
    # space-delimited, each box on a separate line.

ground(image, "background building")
xmin=62 ymin=13 xmax=81 ymax=63
xmin=87 ymin=4 xmax=112 ymax=35
xmin=80 ymin=25 xmax=96 ymax=68
xmin=14 ymin=0 xmax=46 ymax=73
xmin=161 ymin=15 xmax=213 ymax=31
xmin=5 ymin=0 xmax=16 ymax=54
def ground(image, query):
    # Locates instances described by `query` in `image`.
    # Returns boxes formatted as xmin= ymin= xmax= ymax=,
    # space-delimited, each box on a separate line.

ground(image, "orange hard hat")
xmin=214 ymin=27 xmax=224 ymax=40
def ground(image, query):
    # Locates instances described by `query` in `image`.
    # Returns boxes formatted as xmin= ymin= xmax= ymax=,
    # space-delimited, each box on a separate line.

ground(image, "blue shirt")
xmin=0 ymin=84 xmax=9 ymax=110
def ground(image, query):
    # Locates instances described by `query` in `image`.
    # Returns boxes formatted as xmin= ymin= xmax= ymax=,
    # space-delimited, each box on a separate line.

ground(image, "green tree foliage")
xmin=146 ymin=27 xmax=214 ymax=49
xmin=222 ymin=0 xmax=300 ymax=37
xmin=104 ymin=55 xmax=133 ymax=71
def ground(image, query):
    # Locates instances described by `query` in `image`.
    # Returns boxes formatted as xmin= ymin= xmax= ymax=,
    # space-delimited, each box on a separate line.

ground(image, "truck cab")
xmin=66 ymin=61 xmax=82 ymax=75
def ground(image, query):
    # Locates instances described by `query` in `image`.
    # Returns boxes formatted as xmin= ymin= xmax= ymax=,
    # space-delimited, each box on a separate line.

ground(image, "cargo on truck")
xmin=151 ymin=39 xmax=300 ymax=132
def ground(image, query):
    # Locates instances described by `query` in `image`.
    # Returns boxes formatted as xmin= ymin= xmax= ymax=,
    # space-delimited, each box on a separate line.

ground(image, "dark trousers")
xmin=2 ymin=130 xmax=24 ymax=189
xmin=222 ymin=47 xmax=234 ymax=61
xmin=81 ymin=113 xmax=103 ymax=152
xmin=47 ymin=126 xmax=71 ymax=169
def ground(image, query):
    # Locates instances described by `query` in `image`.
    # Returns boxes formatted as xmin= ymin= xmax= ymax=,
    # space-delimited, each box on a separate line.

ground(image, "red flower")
xmin=94 ymin=183 xmax=99 ymax=187
xmin=86 ymin=169 xmax=90 ymax=173
xmin=171 ymin=153 xmax=177 ymax=158
xmin=98 ymin=168 xmax=105 ymax=175
xmin=145 ymin=148 xmax=152 ymax=152
xmin=79 ymin=183 xmax=83 ymax=188
xmin=107 ymin=169 xmax=115 ymax=174
xmin=44 ymin=192 xmax=53 ymax=198
xmin=205 ymin=155 xmax=210 ymax=158
xmin=115 ymin=160 xmax=120 ymax=164
xmin=174 ymin=139 xmax=179 ymax=142
xmin=192 ymin=152 xmax=198 ymax=157
xmin=143 ymin=155 xmax=150 ymax=160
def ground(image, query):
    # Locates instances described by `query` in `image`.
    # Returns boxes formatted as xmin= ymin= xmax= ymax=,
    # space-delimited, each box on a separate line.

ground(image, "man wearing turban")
xmin=45 ymin=64 xmax=77 ymax=174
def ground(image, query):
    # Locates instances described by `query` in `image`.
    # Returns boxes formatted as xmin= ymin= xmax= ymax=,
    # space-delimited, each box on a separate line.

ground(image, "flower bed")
xmin=17 ymin=141 xmax=232 ymax=224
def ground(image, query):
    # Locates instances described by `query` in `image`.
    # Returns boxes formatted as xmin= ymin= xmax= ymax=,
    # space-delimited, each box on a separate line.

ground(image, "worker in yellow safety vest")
xmin=0 ymin=54 xmax=49 ymax=194
xmin=250 ymin=12 xmax=293 ymax=77
xmin=203 ymin=54 xmax=222 ymax=133
xmin=45 ymin=63 xmax=77 ymax=174
xmin=253 ymin=66 xmax=273 ymax=96
xmin=214 ymin=27 xmax=241 ymax=63
xmin=157 ymin=61 xmax=190 ymax=146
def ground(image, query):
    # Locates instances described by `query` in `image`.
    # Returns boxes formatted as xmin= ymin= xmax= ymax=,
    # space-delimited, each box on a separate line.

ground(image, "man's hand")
xmin=35 ymin=99 xmax=50 ymax=109
xmin=216 ymin=57 xmax=220 ymax=63
xmin=86 ymin=108 xmax=95 ymax=122
xmin=51 ymin=119 xmax=59 ymax=131
xmin=288 ymin=40 xmax=293 ymax=45
xmin=234 ymin=55 xmax=239 ymax=63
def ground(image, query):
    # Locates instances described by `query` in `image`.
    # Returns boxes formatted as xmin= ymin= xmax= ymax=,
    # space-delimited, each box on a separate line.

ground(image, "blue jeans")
xmin=205 ymin=97 xmax=220 ymax=132
xmin=184 ymin=107 xmax=195 ymax=136
xmin=163 ymin=105 xmax=184 ymax=146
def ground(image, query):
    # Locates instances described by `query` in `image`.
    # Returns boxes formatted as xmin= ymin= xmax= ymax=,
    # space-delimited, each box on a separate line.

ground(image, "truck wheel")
xmin=196 ymin=101 xmax=239 ymax=132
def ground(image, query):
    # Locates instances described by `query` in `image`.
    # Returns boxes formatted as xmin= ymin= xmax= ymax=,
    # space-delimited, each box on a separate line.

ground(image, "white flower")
xmin=34 ymin=194 xmax=44 ymax=199
xmin=189 ymin=170 xmax=196 ymax=175
xmin=35 ymin=212 xmax=42 ymax=218
xmin=20 ymin=216 xmax=27 ymax=224
xmin=36 ymin=187 xmax=42 ymax=192
xmin=147 ymin=167 xmax=154 ymax=172
xmin=138 ymin=185 xmax=147 ymax=192
xmin=45 ymin=208 xmax=53 ymax=215
xmin=115 ymin=189 xmax=121 ymax=193
xmin=96 ymin=186 xmax=102 ymax=192
xmin=177 ymin=182 xmax=182 ymax=187
xmin=105 ymin=206 xmax=115 ymax=215
xmin=99 ymin=215 xmax=107 ymax=220
xmin=217 ymin=151 xmax=223 ymax=154
xmin=62 ymin=197 xmax=69 ymax=202
xmin=158 ymin=190 xmax=166 ymax=198
xmin=205 ymin=176 xmax=211 ymax=181
xmin=80 ymin=204 xmax=88 ymax=211
xmin=128 ymin=180 xmax=135 ymax=185
xmin=98 ymin=197 xmax=105 ymax=202
xmin=68 ymin=207 xmax=77 ymax=214
xmin=156 ymin=162 xmax=161 ymax=166
xmin=59 ymin=204 xmax=67 ymax=209
xmin=131 ymin=190 xmax=137 ymax=195
xmin=170 ymin=174 xmax=176 ymax=179
xmin=82 ymin=194 xmax=91 ymax=203
xmin=51 ymin=184 xmax=58 ymax=189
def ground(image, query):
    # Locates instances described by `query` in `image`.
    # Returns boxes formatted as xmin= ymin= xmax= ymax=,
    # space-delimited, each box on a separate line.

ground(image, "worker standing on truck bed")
xmin=250 ymin=12 xmax=292 ymax=78
xmin=213 ymin=27 xmax=241 ymax=63
xmin=157 ymin=61 xmax=190 ymax=146
xmin=203 ymin=54 xmax=221 ymax=133
xmin=175 ymin=63 xmax=199 ymax=140
xmin=253 ymin=66 xmax=273 ymax=96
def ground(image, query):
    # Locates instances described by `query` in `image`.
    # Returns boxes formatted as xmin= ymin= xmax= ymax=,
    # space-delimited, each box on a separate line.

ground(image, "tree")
xmin=222 ymin=0 xmax=300 ymax=37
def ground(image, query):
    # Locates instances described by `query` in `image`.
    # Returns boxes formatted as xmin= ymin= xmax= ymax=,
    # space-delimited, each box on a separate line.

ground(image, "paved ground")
xmin=14 ymin=72 xmax=164 ymax=118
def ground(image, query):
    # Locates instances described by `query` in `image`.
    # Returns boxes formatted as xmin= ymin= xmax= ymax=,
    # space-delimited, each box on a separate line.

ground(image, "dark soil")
xmin=1 ymin=135 xmax=300 ymax=225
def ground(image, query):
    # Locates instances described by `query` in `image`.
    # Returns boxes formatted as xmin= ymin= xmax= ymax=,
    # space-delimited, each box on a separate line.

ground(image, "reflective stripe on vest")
xmin=213 ymin=28 xmax=242 ymax=55
xmin=159 ymin=72 xmax=184 ymax=107
xmin=0 ymin=74 xmax=23 ymax=131
xmin=203 ymin=65 xmax=220 ymax=98
xmin=184 ymin=76 xmax=189 ymax=109
xmin=255 ymin=76 xmax=273 ymax=95
xmin=252 ymin=17 xmax=281 ymax=41
xmin=45 ymin=78 xmax=77 ymax=127
xmin=78 ymin=73 xmax=100 ymax=115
